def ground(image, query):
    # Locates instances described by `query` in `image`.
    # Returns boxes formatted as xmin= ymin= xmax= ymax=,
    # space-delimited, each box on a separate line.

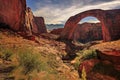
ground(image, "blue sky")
xmin=26 ymin=0 xmax=120 ymax=24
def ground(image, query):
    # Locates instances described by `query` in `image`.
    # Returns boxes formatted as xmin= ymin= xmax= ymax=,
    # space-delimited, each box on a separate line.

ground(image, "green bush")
xmin=73 ymin=49 xmax=98 ymax=70
xmin=81 ymin=49 xmax=98 ymax=60
xmin=18 ymin=48 xmax=41 ymax=75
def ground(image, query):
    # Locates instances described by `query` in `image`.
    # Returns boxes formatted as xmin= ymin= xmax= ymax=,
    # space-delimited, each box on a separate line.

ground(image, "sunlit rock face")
xmin=24 ymin=7 xmax=47 ymax=35
xmin=61 ymin=9 xmax=120 ymax=42
xmin=0 ymin=0 xmax=47 ymax=35
xmin=73 ymin=23 xmax=102 ymax=43
xmin=0 ymin=0 xmax=26 ymax=31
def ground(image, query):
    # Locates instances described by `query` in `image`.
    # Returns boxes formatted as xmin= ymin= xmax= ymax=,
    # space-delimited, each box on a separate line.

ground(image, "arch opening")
xmin=73 ymin=16 xmax=103 ymax=43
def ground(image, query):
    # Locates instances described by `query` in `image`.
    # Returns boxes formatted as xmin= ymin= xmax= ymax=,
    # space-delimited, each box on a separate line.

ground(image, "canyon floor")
xmin=0 ymin=29 xmax=120 ymax=80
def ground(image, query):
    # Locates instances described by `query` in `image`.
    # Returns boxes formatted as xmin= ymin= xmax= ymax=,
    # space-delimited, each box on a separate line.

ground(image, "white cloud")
xmin=33 ymin=0 xmax=120 ymax=24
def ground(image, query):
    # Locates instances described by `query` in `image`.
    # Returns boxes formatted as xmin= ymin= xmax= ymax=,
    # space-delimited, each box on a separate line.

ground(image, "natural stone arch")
xmin=61 ymin=9 xmax=120 ymax=41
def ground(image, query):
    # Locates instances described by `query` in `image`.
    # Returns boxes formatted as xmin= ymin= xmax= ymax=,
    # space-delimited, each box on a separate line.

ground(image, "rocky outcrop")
xmin=0 ymin=1 xmax=47 ymax=36
xmin=73 ymin=23 xmax=102 ymax=43
xmin=78 ymin=59 xmax=100 ymax=76
xmin=33 ymin=17 xmax=47 ymax=34
xmin=97 ymin=50 xmax=120 ymax=65
xmin=50 ymin=28 xmax=63 ymax=35
xmin=25 ymin=7 xmax=47 ymax=36
xmin=90 ymin=39 xmax=120 ymax=65
xmin=61 ymin=9 xmax=120 ymax=42
xmin=0 ymin=0 xmax=26 ymax=31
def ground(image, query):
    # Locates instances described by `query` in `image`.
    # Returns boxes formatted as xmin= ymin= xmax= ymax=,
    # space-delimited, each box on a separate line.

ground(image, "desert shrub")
xmin=73 ymin=56 xmax=81 ymax=70
xmin=18 ymin=48 xmax=41 ymax=75
xmin=73 ymin=49 xmax=98 ymax=70
xmin=81 ymin=49 xmax=98 ymax=60
xmin=0 ymin=49 xmax=13 ymax=61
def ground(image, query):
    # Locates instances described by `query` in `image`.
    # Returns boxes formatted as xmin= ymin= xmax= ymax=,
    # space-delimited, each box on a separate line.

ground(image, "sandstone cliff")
xmin=33 ymin=17 xmax=47 ymax=34
xmin=0 ymin=0 xmax=26 ymax=31
xmin=24 ymin=7 xmax=47 ymax=36
xmin=0 ymin=0 xmax=47 ymax=36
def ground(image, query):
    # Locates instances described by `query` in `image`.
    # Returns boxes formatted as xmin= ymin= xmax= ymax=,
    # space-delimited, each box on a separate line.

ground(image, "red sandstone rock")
xmin=0 ymin=1 xmax=47 ymax=36
xmin=97 ymin=50 xmax=120 ymax=65
xmin=78 ymin=59 xmax=100 ymax=76
xmin=0 ymin=0 xmax=26 ymax=31
xmin=33 ymin=17 xmax=47 ymax=34
xmin=73 ymin=22 xmax=102 ymax=43
xmin=61 ymin=9 xmax=120 ymax=42
xmin=50 ymin=28 xmax=63 ymax=35
xmin=25 ymin=8 xmax=47 ymax=35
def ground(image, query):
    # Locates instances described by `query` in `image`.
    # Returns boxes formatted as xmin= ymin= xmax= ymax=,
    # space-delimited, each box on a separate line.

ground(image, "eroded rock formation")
xmin=25 ymin=7 xmax=47 ymax=36
xmin=34 ymin=17 xmax=47 ymax=34
xmin=0 ymin=0 xmax=26 ymax=31
xmin=61 ymin=9 xmax=120 ymax=42
xmin=74 ymin=23 xmax=102 ymax=43
xmin=0 ymin=1 xmax=47 ymax=36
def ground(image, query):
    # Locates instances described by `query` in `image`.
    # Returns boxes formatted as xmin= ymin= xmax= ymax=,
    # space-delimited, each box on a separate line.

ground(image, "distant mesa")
xmin=46 ymin=24 xmax=64 ymax=30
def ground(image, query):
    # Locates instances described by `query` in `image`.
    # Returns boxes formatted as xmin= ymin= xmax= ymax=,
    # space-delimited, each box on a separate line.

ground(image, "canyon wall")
xmin=25 ymin=8 xmax=47 ymax=35
xmin=0 ymin=0 xmax=26 ymax=31
xmin=73 ymin=23 xmax=102 ymax=43
xmin=0 ymin=0 xmax=47 ymax=36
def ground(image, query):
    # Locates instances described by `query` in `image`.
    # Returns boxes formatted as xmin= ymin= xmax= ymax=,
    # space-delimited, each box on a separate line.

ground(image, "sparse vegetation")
xmin=15 ymin=47 xmax=69 ymax=80
xmin=73 ymin=49 xmax=98 ymax=70
xmin=18 ymin=48 xmax=41 ymax=75
xmin=0 ymin=48 xmax=13 ymax=62
xmin=81 ymin=49 xmax=98 ymax=60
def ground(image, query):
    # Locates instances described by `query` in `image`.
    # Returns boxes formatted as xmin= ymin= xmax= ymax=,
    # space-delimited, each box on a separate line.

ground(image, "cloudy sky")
xmin=26 ymin=0 xmax=120 ymax=24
